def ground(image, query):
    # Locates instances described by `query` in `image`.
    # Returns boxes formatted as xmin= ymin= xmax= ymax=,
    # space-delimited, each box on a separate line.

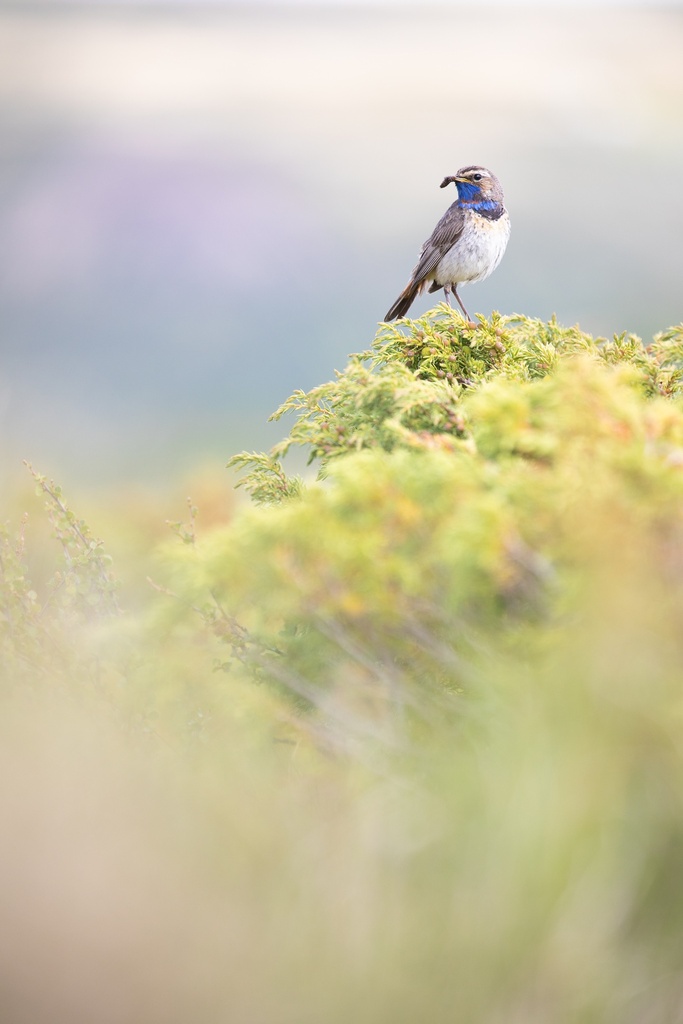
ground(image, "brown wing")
xmin=384 ymin=201 xmax=466 ymax=321
xmin=408 ymin=202 xmax=465 ymax=285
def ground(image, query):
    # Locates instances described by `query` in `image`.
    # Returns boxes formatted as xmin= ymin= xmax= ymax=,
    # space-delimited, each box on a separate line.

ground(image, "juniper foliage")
xmin=230 ymin=308 xmax=683 ymax=502
xmin=190 ymin=310 xmax=683 ymax=733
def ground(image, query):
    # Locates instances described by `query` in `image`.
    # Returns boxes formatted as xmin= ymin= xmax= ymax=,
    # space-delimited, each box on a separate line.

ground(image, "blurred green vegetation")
xmin=3 ymin=310 xmax=683 ymax=1021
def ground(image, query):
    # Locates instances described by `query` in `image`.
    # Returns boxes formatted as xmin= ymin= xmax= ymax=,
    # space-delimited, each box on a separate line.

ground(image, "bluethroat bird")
xmin=385 ymin=166 xmax=510 ymax=322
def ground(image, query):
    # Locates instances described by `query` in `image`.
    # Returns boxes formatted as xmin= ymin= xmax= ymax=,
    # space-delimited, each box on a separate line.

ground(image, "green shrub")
xmin=163 ymin=311 xmax=683 ymax=745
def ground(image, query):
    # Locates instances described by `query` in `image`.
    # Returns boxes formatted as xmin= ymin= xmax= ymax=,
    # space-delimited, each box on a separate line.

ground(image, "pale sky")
xmin=25 ymin=0 xmax=683 ymax=7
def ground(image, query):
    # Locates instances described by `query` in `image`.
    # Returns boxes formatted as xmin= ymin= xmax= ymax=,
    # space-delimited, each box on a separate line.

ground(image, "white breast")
xmin=434 ymin=210 xmax=511 ymax=287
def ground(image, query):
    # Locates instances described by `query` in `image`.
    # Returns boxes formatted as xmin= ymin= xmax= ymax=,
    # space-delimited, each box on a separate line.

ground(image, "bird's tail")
xmin=384 ymin=281 xmax=421 ymax=322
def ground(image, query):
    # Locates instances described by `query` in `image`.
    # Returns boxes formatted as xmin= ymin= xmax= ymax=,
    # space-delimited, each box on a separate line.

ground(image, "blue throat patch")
xmin=455 ymin=180 xmax=498 ymax=211
xmin=456 ymin=180 xmax=482 ymax=203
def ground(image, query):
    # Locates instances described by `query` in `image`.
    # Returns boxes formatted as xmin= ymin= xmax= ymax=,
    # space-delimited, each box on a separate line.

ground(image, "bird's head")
xmin=440 ymin=166 xmax=504 ymax=205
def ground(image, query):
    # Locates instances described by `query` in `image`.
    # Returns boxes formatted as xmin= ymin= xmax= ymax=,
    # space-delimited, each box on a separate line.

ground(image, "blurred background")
xmin=1 ymin=0 xmax=683 ymax=488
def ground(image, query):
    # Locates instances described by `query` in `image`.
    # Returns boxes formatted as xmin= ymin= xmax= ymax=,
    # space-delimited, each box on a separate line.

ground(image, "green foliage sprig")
xmin=0 ymin=513 xmax=41 ymax=668
xmin=228 ymin=453 xmax=303 ymax=505
xmin=26 ymin=462 xmax=120 ymax=619
xmin=0 ymin=465 xmax=121 ymax=684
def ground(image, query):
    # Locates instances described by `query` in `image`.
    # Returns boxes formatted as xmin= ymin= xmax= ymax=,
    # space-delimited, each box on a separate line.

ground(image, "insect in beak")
xmin=440 ymin=175 xmax=471 ymax=189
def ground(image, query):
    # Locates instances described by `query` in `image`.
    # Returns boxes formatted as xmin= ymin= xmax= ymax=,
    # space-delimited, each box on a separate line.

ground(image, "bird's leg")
xmin=453 ymin=285 xmax=476 ymax=325
xmin=443 ymin=284 xmax=452 ymax=307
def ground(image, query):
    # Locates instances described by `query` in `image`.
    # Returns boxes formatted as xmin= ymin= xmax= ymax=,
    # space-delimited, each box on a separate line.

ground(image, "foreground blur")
xmin=3 ymin=568 xmax=683 ymax=1023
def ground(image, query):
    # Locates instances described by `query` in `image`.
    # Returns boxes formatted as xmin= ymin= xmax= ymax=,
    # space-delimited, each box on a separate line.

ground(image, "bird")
xmin=384 ymin=165 xmax=510 ymax=322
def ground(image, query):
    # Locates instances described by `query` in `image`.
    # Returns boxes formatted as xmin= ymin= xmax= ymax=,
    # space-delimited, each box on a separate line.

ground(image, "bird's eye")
xmin=472 ymin=173 xmax=482 ymax=181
